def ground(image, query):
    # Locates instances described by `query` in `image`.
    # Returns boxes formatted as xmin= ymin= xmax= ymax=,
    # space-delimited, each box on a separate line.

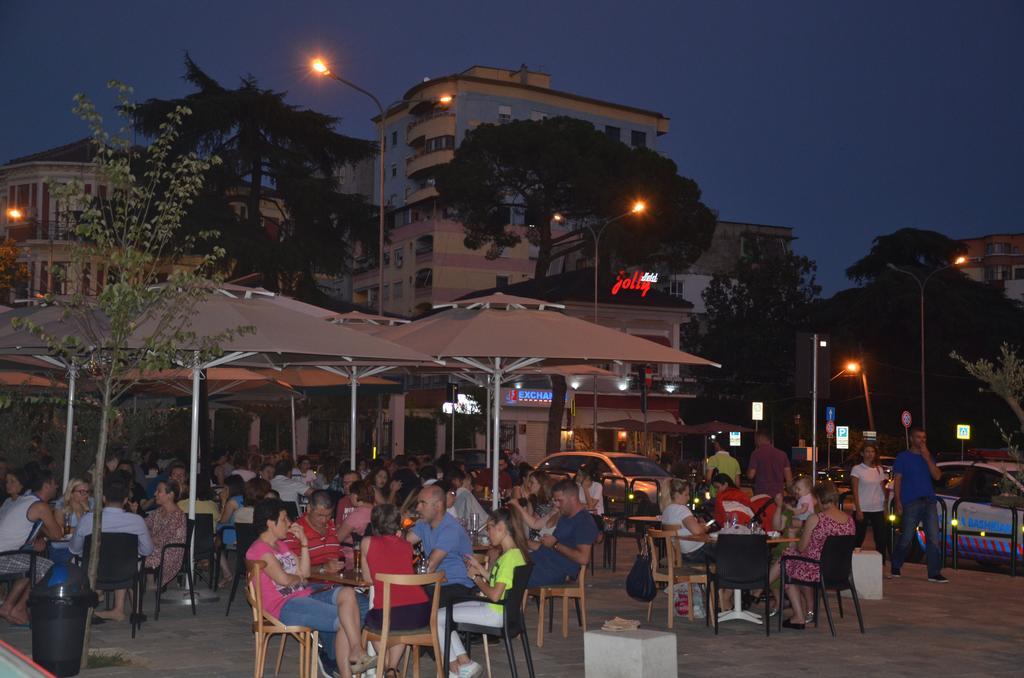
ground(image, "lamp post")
xmin=312 ymin=58 xmax=386 ymax=315
xmin=837 ymin=361 xmax=875 ymax=432
xmin=560 ymin=201 xmax=646 ymax=448
xmin=887 ymin=256 xmax=967 ymax=429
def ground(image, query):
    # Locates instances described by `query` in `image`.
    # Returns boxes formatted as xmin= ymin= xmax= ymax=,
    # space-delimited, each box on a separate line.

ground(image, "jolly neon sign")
xmin=611 ymin=270 xmax=659 ymax=297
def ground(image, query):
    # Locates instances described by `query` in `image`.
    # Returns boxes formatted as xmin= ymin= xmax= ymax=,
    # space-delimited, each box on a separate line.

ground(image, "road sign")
xmin=729 ymin=431 xmax=741 ymax=447
xmin=825 ymin=406 xmax=836 ymax=422
xmin=956 ymin=424 xmax=971 ymax=441
xmin=825 ymin=421 xmax=835 ymax=437
xmin=901 ymin=410 xmax=912 ymax=429
xmin=752 ymin=401 xmax=764 ymax=421
xmin=836 ymin=426 xmax=850 ymax=450
xmin=863 ymin=430 xmax=877 ymax=441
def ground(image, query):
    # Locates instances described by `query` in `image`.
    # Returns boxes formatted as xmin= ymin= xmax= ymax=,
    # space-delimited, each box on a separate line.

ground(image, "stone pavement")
xmin=4 ymin=541 xmax=1023 ymax=677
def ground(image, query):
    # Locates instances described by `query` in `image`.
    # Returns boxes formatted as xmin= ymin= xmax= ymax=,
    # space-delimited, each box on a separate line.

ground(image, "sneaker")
xmin=458 ymin=661 xmax=484 ymax=678
xmin=928 ymin=574 xmax=948 ymax=583
xmin=316 ymin=647 xmax=339 ymax=678
xmin=804 ymin=611 xmax=814 ymax=623
xmin=890 ymin=568 xmax=901 ymax=578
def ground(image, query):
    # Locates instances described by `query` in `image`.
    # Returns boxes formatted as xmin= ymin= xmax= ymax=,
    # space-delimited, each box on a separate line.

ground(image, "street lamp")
xmin=311 ymin=57 xmax=389 ymax=315
xmin=580 ymin=200 xmax=647 ymax=448
xmin=833 ymin=359 xmax=875 ymax=431
xmin=7 ymin=208 xmax=23 ymax=221
xmin=887 ymin=256 xmax=969 ymax=429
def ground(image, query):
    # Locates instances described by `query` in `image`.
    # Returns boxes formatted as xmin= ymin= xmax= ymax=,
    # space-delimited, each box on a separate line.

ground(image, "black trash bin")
xmin=28 ymin=562 xmax=98 ymax=677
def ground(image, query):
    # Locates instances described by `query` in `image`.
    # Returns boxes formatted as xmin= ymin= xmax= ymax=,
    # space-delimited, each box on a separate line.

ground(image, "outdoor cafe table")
xmin=308 ymin=570 xmax=369 ymax=587
xmin=680 ymin=534 xmax=798 ymax=624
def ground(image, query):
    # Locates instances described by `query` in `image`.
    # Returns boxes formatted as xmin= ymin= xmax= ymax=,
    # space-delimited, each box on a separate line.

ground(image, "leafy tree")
xmin=846 ymin=227 xmax=967 ymax=282
xmin=437 ymin=116 xmax=716 ymax=452
xmin=0 ymin=238 xmax=28 ymax=303
xmin=14 ymin=82 xmax=236 ymax=666
xmin=685 ymin=243 xmax=821 ymax=400
xmin=132 ymin=55 xmax=376 ymax=300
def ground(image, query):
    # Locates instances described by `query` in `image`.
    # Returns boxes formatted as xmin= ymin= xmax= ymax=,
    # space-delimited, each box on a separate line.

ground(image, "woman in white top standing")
xmin=659 ymin=479 xmax=709 ymax=562
xmin=850 ymin=444 xmax=889 ymax=561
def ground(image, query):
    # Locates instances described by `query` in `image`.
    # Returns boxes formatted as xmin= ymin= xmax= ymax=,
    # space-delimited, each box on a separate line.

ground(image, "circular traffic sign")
xmin=825 ymin=421 xmax=836 ymax=436
xmin=901 ymin=410 xmax=912 ymax=428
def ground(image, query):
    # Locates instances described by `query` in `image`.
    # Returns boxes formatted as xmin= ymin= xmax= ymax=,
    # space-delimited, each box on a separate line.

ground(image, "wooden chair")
xmin=646 ymin=528 xmax=710 ymax=628
xmin=244 ymin=560 xmax=318 ymax=678
xmin=525 ymin=564 xmax=587 ymax=647
xmin=361 ymin=571 xmax=444 ymax=678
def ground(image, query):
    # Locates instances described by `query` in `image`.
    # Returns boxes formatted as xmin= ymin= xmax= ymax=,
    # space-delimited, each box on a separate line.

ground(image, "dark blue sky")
xmin=2 ymin=1 xmax=1021 ymax=293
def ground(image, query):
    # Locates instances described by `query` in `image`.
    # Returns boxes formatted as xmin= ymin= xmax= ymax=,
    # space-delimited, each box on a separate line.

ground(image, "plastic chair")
xmin=525 ymin=563 xmax=588 ymax=647
xmin=244 ymin=559 xmax=318 ymax=678
xmin=226 ymin=522 xmax=258 ymax=616
xmin=646 ymin=528 xmax=710 ymax=628
xmin=361 ymin=571 xmax=444 ymax=678
xmin=82 ymin=533 xmax=144 ymax=639
xmin=704 ymin=534 xmax=770 ymax=637
xmin=144 ymin=513 xmax=191 ymax=621
xmin=444 ymin=563 xmax=536 ymax=678
xmin=779 ymin=534 xmax=865 ymax=636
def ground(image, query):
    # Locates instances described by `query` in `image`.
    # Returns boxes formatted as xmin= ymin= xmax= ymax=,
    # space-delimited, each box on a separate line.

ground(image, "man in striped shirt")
xmin=282 ymin=490 xmax=343 ymax=574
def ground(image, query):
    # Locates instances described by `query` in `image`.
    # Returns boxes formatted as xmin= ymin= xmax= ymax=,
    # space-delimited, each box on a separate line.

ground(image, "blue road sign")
xmin=825 ymin=406 xmax=836 ymax=422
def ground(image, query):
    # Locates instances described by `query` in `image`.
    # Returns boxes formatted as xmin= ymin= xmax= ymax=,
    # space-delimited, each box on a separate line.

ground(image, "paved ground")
xmin=5 ymin=540 xmax=1024 ymax=678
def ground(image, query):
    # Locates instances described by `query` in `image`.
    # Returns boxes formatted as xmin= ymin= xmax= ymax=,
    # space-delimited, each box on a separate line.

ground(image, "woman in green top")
xmin=436 ymin=508 xmax=529 ymax=678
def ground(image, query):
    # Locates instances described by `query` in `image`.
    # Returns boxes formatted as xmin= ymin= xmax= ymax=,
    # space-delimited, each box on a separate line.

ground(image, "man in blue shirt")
xmin=408 ymin=483 xmax=475 ymax=604
xmin=528 ymin=479 xmax=598 ymax=587
xmin=891 ymin=427 xmax=946 ymax=582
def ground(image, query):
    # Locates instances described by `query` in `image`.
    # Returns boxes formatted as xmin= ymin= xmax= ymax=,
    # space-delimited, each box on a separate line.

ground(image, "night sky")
xmin=2 ymin=1 xmax=1021 ymax=293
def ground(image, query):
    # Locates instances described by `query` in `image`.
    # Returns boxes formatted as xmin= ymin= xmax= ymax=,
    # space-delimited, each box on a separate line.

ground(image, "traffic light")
xmin=446 ymin=382 xmax=459 ymax=403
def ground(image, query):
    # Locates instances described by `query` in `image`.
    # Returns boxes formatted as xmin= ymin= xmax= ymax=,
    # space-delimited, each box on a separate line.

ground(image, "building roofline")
xmin=961 ymin=233 xmax=1024 ymax=241
xmin=5 ymin=138 xmax=96 ymax=166
xmin=375 ymin=68 xmax=669 ymax=126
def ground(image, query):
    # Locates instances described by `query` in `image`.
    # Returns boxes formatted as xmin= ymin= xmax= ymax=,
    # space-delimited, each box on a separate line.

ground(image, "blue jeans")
xmin=891 ymin=497 xmax=942 ymax=577
xmin=279 ymin=587 xmax=369 ymax=663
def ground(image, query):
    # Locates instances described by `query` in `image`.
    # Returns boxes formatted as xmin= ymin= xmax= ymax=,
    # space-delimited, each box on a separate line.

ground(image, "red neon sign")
xmin=610 ymin=270 xmax=658 ymax=297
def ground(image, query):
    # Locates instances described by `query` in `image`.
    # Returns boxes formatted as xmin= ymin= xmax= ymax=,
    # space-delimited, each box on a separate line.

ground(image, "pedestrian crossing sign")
xmin=956 ymin=424 xmax=970 ymax=441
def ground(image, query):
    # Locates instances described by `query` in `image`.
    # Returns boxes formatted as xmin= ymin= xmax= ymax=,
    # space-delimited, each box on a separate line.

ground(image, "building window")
xmin=669 ymin=279 xmax=687 ymax=298
xmin=394 ymin=248 xmax=404 ymax=268
xmin=383 ymin=284 xmax=390 ymax=300
xmin=415 ymin=235 xmax=434 ymax=255
xmin=631 ymin=130 xmax=647 ymax=147
xmin=392 ymin=130 xmax=398 ymax=146
xmin=604 ymin=125 xmax=621 ymax=141
xmin=415 ymin=268 xmax=433 ymax=289
xmin=425 ymin=135 xmax=455 ymax=152
xmin=383 ymin=250 xmax=390 ymax=266
xmin=391 ymin=164 xmax=397 ymax=177
xmin=495 ymin=275 xmax=509 ymax=289
xmin=393 ymin=281 xmax=403 ymax=299
xmin=498 ymin=105 xmax=512 ymax=124
xmin=1015 ymin=267 xmax=1024 ymax=280
xmin=508 ymin=206 xmax=526 ymax=225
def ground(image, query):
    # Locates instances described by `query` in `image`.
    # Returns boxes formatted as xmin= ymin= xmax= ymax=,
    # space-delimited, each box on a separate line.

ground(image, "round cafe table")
xmin=680 ymin=534 xmax=799 ymax=624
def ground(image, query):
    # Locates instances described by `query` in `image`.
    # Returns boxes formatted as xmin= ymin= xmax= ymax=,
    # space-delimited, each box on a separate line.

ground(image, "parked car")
xmin=537 ymin=451 xmax=670 ymax=515
xmin=898 ymin=457 xmax=1023 ymax=567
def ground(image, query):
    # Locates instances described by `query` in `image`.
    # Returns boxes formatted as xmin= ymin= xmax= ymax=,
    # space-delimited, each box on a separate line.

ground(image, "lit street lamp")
xmin=887 ymin=256 xmax=968 ymax=429
xmin=561 ymin=201 xmax=646 ymax=448
xmin=834 ymin=360 xmax=875 ymax=432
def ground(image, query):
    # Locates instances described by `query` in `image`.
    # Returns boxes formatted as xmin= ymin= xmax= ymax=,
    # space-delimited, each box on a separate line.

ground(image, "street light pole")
xmin=313 ymin=62 xmax=386 ymax=315
xmin=887 ymin=257 xmax=966 ymax=430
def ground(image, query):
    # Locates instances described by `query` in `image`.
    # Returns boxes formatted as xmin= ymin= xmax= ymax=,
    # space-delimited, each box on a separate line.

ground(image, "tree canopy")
xmin=435 ymin=116 xmax=716 ymax=280
xmin=132 ymin=55 xmax=376 ymax=299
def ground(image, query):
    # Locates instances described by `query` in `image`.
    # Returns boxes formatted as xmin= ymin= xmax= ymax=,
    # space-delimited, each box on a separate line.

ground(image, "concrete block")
xmin=842 ymin=548 xmax=883 ymax=600
xmin=584 ymin=628 xmax=677 ymax=678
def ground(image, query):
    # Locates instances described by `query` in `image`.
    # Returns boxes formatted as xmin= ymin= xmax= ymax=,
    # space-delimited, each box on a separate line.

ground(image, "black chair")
xmin=443 ymin=563 xmax=535 ymax=678
xmin=282 ymin=501 xmax=299 ymax=521
xmin=225 ymin=522 xmax=257 ymax=616
xmin=704 ymin=534 xmax=771 ymax=636
xmin=144 ymin=514 xmax=192 ymax=621
xmin=779 ymin=534 xmax=865 ymax=637
xmin=190 ymin=514 xmax=217 ymax=590
xmin=83 ymin=533 xmax=144 ymax=639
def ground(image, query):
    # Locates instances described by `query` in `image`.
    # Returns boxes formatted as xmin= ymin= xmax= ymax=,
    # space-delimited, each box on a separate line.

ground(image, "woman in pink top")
xmin=247 ymin=499 xmax=372 ymax=677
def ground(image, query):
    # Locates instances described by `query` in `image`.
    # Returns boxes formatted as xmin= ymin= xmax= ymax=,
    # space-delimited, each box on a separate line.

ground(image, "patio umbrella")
xmin=379 ymin=292 xmax=718 ymax=508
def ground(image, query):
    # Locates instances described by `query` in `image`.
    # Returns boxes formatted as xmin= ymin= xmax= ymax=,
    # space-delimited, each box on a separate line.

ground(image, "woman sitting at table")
xmin=360 ymin=503 xmax=432 ymax=674
xmin=510 ymin=470 xmax=557 ymax=540
xmin=337 ymin=480 xmax=374 ymax=564
xmin=247 ymin=498 xmax=372 ymax=678
xmin=436 ymin=508 xmax=526 ymax=678
xmin=51 ymin=478 xmax=92 ymax=565
xmin=780 ymin=481 xmax=854 ymax=630
xmin=659 ymin=479 xmax=710 ymax=562
xmin=144 ymin=480 xmax=187 ymax=588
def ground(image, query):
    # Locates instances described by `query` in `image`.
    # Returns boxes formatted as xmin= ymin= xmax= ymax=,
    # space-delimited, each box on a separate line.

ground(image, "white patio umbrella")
xmin=378 ymin=293 xmax=719 ymax=508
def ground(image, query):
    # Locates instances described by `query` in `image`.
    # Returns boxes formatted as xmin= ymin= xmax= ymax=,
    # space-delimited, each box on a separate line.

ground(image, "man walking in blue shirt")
xmin=890 ymin=427 xmax=946 ymax=582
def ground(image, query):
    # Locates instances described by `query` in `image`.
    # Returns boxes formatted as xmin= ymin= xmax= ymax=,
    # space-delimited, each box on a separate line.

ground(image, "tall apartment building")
xmin=353 ymin=65 xmax=670 ymax=315
xmin=960 ymin=233 xmax=1024 ymax=301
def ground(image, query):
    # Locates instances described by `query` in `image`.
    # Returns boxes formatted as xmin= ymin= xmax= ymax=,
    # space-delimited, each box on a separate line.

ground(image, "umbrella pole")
xmin=350 ymin=374 xmax=358 ymax=470
xmin=492 ymin=360 xmax=501 ymax=511
xmin=188 ymin=358 xmax=201 ymax=578
xmin=290 ymin=396 xmax=297 ymax=463
xmin=62 ymin=365 xmax=77 ymax=491
xmin=485 ymin=380 xmax=492 ymax=456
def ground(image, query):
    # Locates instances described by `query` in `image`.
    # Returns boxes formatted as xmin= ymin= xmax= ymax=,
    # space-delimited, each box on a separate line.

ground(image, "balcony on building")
xmin=406 ymin=138 xmax=454 ymax=178
xmin=406 ymin=111 xmax=456 ymax=147
xmin=405 ymin=180 xmax=439 ymax=206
